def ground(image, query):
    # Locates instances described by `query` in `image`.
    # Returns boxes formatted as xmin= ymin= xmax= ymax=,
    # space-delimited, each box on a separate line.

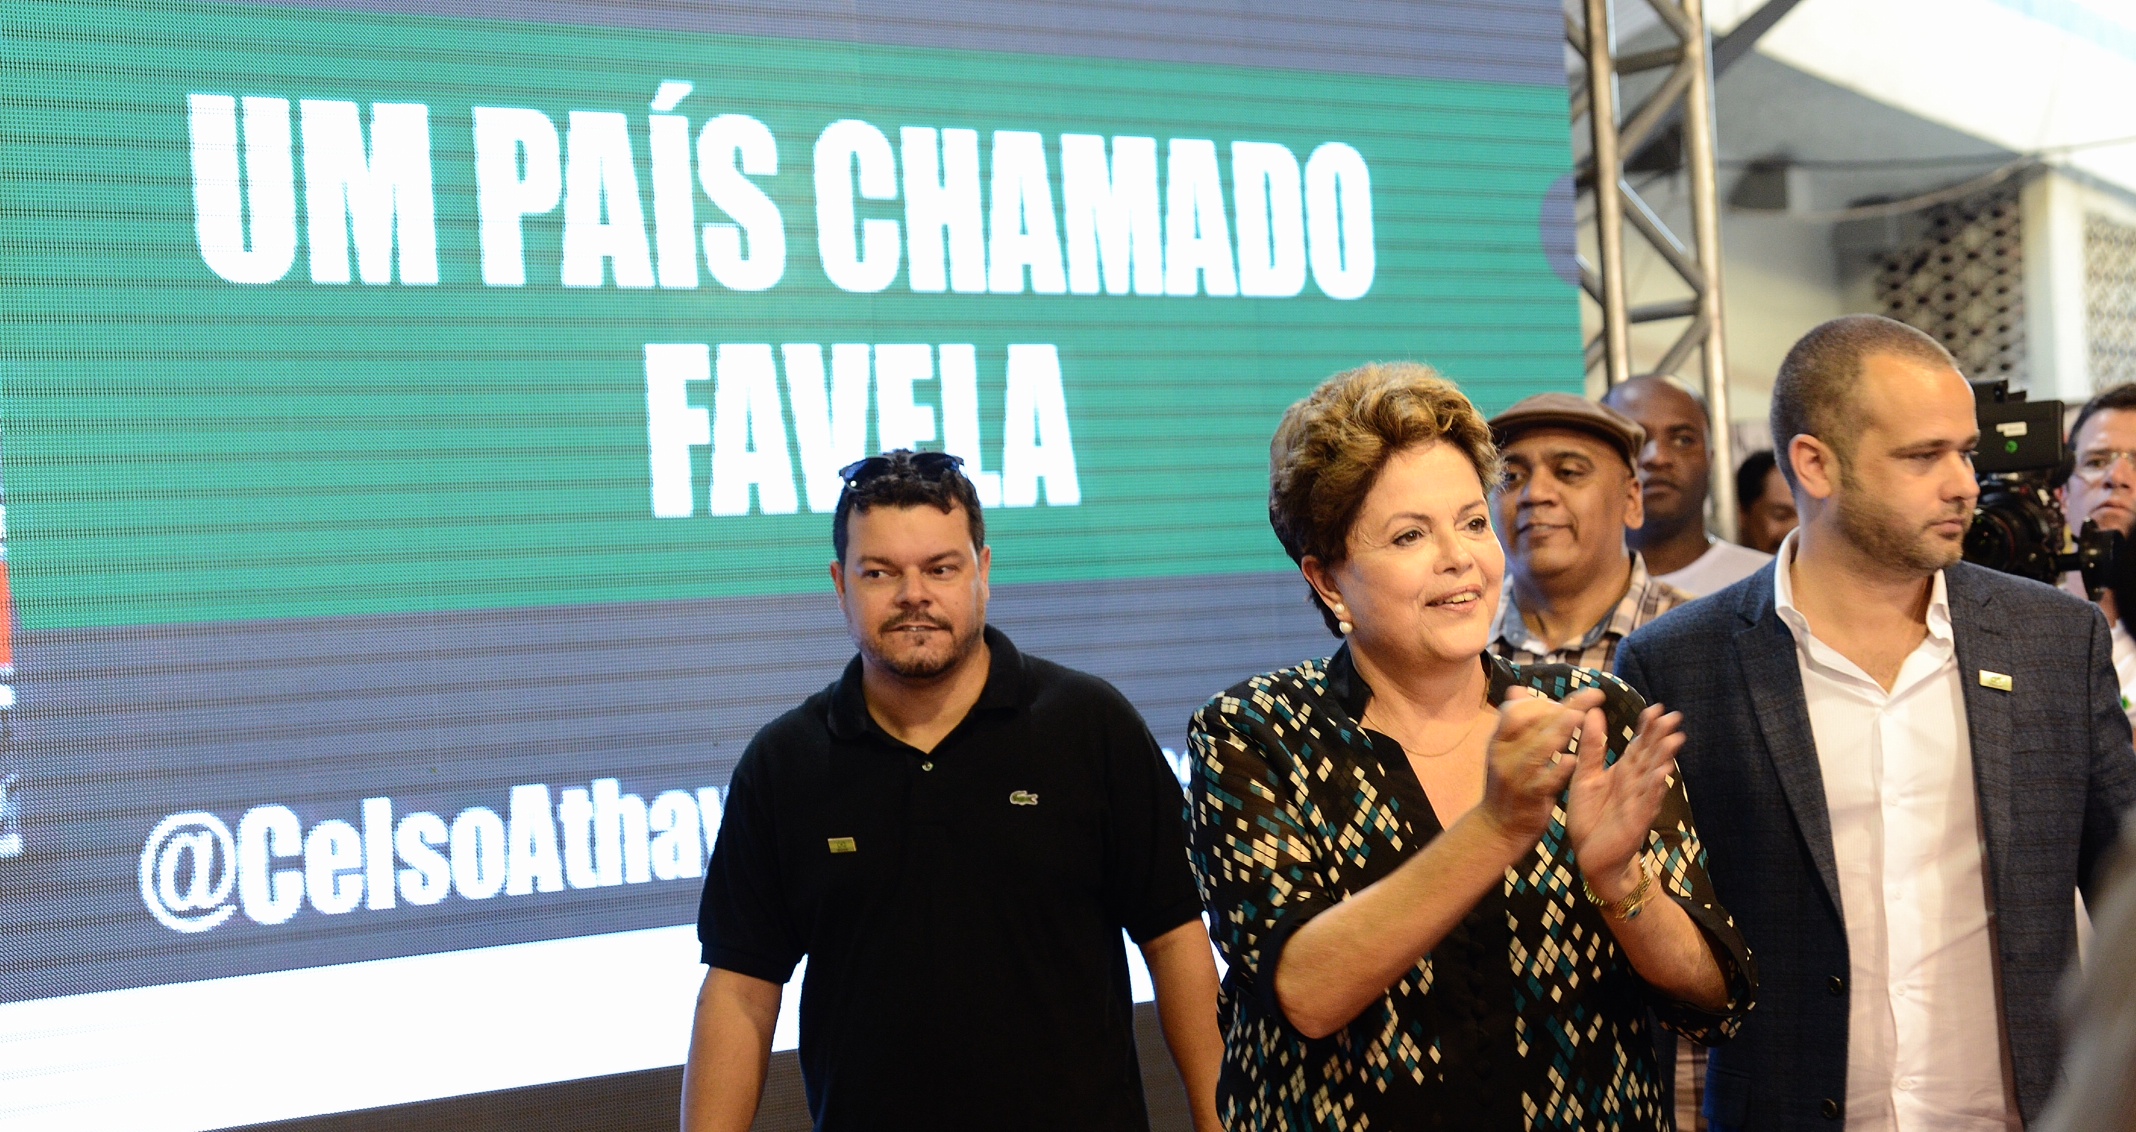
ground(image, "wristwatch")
xmin=1581 ymin=859 xmax=1654 ymax=921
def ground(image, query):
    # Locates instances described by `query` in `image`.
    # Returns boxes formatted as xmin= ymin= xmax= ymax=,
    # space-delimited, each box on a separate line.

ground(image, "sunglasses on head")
xmin=837 ymin=451 xmax=966 ymax=487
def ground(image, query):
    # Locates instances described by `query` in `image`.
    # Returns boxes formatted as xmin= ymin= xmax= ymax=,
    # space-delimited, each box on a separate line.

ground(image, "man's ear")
xmin=829 ymin=559 xmax=847 ymax=601
xmin=1790 ymin=434 xmax=1840 ymax=502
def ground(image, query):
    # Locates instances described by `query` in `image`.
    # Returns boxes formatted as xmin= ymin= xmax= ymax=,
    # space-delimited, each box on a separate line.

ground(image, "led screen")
xmin=0 ymin=2 xmax=1581 ymax=1127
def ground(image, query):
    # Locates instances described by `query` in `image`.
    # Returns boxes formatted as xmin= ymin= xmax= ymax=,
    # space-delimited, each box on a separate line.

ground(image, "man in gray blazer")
xmin=1617 ymin=314 xmax=2136 ymax=1131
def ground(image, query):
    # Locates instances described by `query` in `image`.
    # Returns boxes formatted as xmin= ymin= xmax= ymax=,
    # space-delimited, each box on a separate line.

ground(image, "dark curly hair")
xmin=831 ymin=449 xmax=986 ymax=563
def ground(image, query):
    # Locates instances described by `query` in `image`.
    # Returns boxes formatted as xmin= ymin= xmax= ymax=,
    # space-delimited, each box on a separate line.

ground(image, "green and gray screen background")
xmin=0 ymin=0 xmax=1579 ymax=1098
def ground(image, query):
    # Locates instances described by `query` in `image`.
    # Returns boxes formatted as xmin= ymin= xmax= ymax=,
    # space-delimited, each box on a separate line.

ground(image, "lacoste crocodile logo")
xmin=1008 ymin=790 xmax=1039 ymax=806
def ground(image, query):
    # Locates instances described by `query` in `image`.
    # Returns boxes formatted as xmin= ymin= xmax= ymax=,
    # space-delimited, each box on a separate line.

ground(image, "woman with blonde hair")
xmin=1186 ymin=362 xmax=1755 ymax=1130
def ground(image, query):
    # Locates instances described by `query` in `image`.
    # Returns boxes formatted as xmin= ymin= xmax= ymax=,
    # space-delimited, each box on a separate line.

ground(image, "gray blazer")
xmin=1615 ymin=560 xmax=2136 ymax=1130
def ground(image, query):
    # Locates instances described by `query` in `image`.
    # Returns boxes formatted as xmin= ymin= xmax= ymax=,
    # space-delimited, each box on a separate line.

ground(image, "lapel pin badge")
xmin=827 ymin=837 xmax=857 ymax=854
xmin=1979 ymin=670 xmax=2013 ymax=693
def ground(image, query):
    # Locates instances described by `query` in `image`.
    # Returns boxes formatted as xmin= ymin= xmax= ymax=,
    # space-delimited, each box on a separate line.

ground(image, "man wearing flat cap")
xmin=1487 ymin=392 xmax=1692 ymax=672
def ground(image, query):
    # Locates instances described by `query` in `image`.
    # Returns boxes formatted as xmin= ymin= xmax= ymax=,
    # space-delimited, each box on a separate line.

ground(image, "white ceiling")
xmin=1712 ymin=0 xmax=2136 ymax=196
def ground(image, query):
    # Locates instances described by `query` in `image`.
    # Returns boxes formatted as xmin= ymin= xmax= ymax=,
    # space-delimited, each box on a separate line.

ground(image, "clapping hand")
xmin=1477 ymin=687 xmax=1603 ymax=849
xmin=1563 ymin=700 xmax=1684 ymax=902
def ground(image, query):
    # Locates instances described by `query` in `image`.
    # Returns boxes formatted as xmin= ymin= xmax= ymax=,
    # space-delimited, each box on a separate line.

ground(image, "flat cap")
xmin=1487 ymin=392 xmax=1645 ymax=467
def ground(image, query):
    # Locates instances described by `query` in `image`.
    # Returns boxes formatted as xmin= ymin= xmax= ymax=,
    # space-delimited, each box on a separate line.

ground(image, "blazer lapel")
xmin=1734 ymin=577 xmax=1846 ymax=920
xmin=1946 ymin=566 xmax=2015 ymax=899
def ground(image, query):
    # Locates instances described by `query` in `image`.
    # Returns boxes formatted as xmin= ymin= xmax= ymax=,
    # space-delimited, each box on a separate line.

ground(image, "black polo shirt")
xmin=698 ymin=626 xmax=1204 ymax=1132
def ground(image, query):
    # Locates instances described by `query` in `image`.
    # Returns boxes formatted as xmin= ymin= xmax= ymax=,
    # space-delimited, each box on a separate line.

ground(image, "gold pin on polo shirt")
xmin=827 ymin=837 xmax=857 ymax=854
xmin=1979 ymin=670 xmax=2013 ymax=692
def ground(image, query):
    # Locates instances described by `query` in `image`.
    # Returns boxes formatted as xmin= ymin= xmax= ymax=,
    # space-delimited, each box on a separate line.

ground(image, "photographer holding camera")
xmin=2059 ymin=383 xmax=2136 ymax=731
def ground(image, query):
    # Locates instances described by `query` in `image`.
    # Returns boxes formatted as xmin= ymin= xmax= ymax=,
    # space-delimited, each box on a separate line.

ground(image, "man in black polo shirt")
xmin=681 ymin=449 xmax=1223 ymax=1132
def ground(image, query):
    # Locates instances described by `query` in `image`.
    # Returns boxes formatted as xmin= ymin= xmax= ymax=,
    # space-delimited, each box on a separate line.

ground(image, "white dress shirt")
xmin=1771 ymin=532 xmax=2017 ymax=1131
xmin=2112 ymin=619 xmax=2136 ymax=734
xmin=1655 ymin=536 xmax=1771 ymax=597
xmin=2056 ymin=571 xmax=2136 ymax=733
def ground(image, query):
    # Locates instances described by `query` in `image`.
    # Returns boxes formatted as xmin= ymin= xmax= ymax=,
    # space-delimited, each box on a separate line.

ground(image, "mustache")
xmin=879 ymin=613 xmax=953 ymax=634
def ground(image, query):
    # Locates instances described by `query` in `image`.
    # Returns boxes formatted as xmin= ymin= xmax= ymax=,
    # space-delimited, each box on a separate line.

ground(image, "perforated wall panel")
xmin=1876 ymin=186 xmax=2026 ymax=383
xmin=2087 ymin=212 xmax=2136 ymax=390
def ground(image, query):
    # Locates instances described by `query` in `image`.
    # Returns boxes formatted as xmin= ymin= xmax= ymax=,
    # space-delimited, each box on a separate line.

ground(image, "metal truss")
xmin=1567 ymin=0 xmax=1738 ymax=537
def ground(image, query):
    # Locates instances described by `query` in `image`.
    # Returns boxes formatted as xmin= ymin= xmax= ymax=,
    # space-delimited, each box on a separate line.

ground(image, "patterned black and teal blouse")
xmin=1186 ymin=646 xmax=1755 ymax=1131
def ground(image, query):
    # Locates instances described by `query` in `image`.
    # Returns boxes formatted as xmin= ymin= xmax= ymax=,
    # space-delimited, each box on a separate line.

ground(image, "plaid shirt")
xmin=1490 ymin=553 xmax=1692 ymax=671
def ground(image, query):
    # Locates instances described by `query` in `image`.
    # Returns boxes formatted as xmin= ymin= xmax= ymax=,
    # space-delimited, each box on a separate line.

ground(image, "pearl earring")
xmin=1338 ymin=619 xmax=1353 ymax=635
xmin=1333 ymin=604 xmax=1352 ymax=635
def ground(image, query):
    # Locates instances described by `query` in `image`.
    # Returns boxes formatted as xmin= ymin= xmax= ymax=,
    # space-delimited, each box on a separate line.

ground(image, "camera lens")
xmin=1962 ymin=480 xmax=2062 ymax=583
xmin=1962 ymin=508 xmax=2022 ymax=573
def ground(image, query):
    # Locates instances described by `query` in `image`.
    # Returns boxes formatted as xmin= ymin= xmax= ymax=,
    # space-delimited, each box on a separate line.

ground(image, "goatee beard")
xmin=866 ymin=618 xmax=982 ymax=680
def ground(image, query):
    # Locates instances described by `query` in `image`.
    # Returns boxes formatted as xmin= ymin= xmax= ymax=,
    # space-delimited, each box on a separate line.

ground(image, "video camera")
xmin=1963 ymin=379 xmax=2120 ymax=592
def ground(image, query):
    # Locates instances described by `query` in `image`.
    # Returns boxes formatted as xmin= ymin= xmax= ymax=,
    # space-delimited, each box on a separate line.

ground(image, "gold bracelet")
xmin=1581 ymin=861 xmax=1653 ymax=921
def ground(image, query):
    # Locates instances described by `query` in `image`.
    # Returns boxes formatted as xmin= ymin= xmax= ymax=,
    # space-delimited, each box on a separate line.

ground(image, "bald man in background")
xmin=1603 ymin=376 xmax=1771 ymax=598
